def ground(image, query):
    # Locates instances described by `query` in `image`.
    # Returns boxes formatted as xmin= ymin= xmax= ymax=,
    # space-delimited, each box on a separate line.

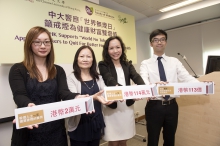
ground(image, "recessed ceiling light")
xmin=159 ymin=0 xmax=201 ymax=12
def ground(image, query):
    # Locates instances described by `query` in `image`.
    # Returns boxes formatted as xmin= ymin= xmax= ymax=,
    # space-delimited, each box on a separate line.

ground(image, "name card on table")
xmin=104 ymin=85 xmax=157 ymax=101
xmin=157 ymin=82 xmax=214 ymax=95
xmin=15 ymin=97 xmax=94 ymax=129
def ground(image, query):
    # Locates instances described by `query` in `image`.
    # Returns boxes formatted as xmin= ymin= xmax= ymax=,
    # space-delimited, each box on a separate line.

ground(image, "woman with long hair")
xmin=98 ymin=36 xmax=145 ymax=146
xmin=9 ymin=26 xmax=92 ymax=146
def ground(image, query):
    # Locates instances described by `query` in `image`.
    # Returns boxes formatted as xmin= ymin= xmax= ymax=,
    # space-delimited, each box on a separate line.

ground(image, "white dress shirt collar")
xmin=152 ymin=53 xmax=167 ymax=62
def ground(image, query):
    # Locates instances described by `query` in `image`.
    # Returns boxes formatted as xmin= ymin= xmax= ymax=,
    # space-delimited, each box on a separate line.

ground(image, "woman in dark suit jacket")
xmin=9 ymin=26 xmax=80 ymax=146
xmin=98 ymin=36 xmax=145 ymax=146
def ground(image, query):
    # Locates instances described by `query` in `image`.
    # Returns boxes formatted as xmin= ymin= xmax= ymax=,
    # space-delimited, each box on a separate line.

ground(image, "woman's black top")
xmin=68 ymin=80 xmax=105 ymax=142
xmin=26 ymin=78 xmax=67 ymax=146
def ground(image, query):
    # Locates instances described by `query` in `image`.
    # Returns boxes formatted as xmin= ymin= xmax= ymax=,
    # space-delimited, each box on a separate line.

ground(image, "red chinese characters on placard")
xmin=50 ymin=105 xmax=81 ymax=118
xmin=124 ymin=90 xmax=151 ymax=98
xmin=58 ymin=109 xmax=64 ymax=116
xmin=50 ymin=110 xmax=57 ymax=117
xmin=178 ymin=87 xmax=202 ymax=93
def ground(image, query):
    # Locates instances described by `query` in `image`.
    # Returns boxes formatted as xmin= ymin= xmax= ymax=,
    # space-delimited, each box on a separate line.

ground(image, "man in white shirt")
xmin=140 ymin=29 xmax=199 ymax=146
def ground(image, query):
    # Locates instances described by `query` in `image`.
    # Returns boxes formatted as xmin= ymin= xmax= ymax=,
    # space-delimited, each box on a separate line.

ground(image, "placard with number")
xmin=104 ymin=85 xmax=157 ymax=101
xmin=15 ymin=97 xmax=94 ymax=129
xmin=157 ymin=82 xmax=214 ymax=95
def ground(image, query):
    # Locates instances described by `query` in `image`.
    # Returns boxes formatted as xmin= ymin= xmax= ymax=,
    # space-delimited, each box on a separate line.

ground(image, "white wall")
xmin=0 ymin=122 xmax=12 ymax=146
xmin=0 ymin=64 xmax=15 ymax=146
xmin=133 ymin=29 xmax=151 ymax=72
xmin=0 ymin=64 xmax=16 ymax=119
xmin=166 ymin=18 xmax=220 ymax=76
xmin=0 ymin=64 xmax=16 ymax=146
xmin=201 ymin=19 xmax=220 ymax=72
xmin=133 ymin=29 xmax=150 ymax=117
xmin=166 ymin=24 xmax=204 ymax=76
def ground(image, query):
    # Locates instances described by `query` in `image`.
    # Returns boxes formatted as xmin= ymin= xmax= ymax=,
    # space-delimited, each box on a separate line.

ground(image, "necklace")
xmin=83 ymin=80 xmax=94 ymax=89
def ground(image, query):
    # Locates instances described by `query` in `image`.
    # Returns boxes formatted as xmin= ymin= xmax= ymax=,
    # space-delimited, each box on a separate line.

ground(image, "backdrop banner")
xmin=0 ymin=0 xmax=136 ymax=63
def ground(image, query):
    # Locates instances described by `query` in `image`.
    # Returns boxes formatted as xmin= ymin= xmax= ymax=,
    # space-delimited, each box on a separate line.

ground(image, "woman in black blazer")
xmin=98 ymin=36 xmax=145 ymax=146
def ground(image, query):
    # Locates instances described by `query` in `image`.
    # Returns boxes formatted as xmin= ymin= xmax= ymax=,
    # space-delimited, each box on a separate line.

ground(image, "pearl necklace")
xmin=83 ymin=80 xmax=94 ymax=89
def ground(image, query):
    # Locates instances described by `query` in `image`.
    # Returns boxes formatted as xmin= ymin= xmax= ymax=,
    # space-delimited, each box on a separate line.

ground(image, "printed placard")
xmin=104 ymin=82 xmax=214 ymax=100
xmin=158 ymin=86 xmax=174 ymax=95
xmin=15 ymin=97 xmax=94 ymax=129
xmin=157 ymin=82 xmax=214 ymax=95
xmin=104 ymin=85 xmax=157 ymax=101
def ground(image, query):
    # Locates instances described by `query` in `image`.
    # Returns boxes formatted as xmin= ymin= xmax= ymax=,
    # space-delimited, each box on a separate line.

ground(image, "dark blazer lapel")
xmin=109 ymin=62 xmax=118 ymax=82
xmin=109 ymin=61 xmax=130 ymax=86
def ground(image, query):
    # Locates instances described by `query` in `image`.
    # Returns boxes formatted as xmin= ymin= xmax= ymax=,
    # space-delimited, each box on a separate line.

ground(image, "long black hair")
xmin=102 ymin=36 xmax=128 ymax=64
xmin=72 ymin=46 xmax=99 ymax=82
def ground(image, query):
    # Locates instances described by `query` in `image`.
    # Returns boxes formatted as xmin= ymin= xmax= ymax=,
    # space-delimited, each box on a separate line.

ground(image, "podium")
xmin=175 ymin=72 xmax=220 ymax=146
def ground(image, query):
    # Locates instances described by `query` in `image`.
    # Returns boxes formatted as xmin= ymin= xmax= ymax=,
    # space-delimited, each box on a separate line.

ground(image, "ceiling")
xmin=112 ymin=0 xmax=191 ymax=17
xmin=99 ymin=0 xmax=220 ymax=33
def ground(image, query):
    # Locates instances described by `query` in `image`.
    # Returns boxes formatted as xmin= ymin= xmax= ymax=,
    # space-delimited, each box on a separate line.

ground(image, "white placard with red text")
xmin=104 ymin=85 xmax=157 ymax=101
xmin=104 ymin=82 xmax=214 ymax=101
xmin=156 ymin=82 xmax=214 ymax=95
xmin=15 ymin=97 xmax=94 ymax=129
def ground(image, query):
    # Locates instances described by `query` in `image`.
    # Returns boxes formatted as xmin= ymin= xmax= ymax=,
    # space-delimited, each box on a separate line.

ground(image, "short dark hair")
xmin=149 ymin=29 xmax=167 ymax=42
xmin=102 ymin=36 xmax=128 ymax=64
xmin=72 ymin=45 xmax=99 ymax=82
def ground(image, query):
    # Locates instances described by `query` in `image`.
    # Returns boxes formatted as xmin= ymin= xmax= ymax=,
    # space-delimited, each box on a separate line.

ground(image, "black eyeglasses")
xmin=151 ymin=38 xmax=166 ymax=43
xmin=32 ymin=41 xmax=51 ymax=46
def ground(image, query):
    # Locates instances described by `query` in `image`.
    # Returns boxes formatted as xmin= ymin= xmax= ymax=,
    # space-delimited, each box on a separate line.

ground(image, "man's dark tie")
xmin=157 ymin=57 xmax=170 ymax=100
